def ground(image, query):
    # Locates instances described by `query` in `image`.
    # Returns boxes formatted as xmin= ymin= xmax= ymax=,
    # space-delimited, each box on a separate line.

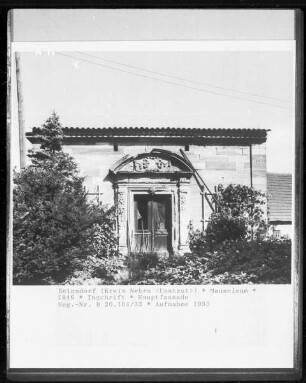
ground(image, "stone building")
xmin=27 ymin=127 xmax=268 ymax=255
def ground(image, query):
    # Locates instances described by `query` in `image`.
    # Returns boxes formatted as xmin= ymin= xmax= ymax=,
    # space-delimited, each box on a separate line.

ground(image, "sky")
xmin=10 ymin=10 xmax=295 ymax=173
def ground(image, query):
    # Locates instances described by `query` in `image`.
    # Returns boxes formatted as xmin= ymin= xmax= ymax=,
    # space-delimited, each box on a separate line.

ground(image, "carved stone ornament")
xmin=116 ymin=191 xmax=125 ymax=227
xmin=179 ymin=191 xmax=187 ymax=211
xmin=134 ymin=157 xmax=171 ymax=172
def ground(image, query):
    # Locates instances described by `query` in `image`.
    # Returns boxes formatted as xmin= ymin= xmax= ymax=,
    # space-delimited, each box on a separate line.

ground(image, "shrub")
xmin=88 ymin=206 xmax=118 ymax=259
xmin=205 ymin=212 xmax=248 ymax=243
xmin=188 ymin=184 xmax=269 ymax=250
xmin=189 ymin=229 xmax=209 ymax=255
xmin=64 ymin=253 xmax=126 ymax=285
xmin=13 ymin=112 xmax=118 ymax=285
xmin=204 ymin=239 xmax=291 ymax=284
xmin=214 ymin=184 xmax=268 ymax=241
xmin=125 ymin=252 xmax=159 ymax=280
xmin=126 ymin=252 xmax=209 ymax=285
xmin=126 ymin=239 xmax=291 ymax=285
xmin=204 ymin=272 xmax=258 ymax=284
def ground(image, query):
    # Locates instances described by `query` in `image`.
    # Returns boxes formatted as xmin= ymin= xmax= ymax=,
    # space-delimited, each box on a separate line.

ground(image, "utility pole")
xmin=7 ymin=14 xmax=11 ymax=148
xmin=15 ymin=52 xmax=26 ymax=169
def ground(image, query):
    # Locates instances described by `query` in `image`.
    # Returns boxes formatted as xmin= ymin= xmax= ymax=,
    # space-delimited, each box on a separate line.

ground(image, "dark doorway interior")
xmin=133 ymin=194 xmax=172 ymax=254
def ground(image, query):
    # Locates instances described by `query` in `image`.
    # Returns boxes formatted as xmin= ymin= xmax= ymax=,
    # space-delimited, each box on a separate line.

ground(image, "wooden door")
xmin=133 ymin=195 xmax=171 ymax=253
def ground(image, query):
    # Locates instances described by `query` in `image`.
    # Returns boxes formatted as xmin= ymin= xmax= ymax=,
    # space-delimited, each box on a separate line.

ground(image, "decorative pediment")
xmin=110 ymin=149 xmax=193 ymax=175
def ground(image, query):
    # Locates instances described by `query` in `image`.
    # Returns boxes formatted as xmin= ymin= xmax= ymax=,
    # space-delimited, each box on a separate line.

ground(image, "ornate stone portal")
xmin=109 ymin=149 xmax=193 ymax=256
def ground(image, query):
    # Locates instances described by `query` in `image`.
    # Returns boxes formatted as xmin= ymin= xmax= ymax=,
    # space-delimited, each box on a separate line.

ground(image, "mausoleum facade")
xmin=27 ymin=127 xmax=268 ymax=255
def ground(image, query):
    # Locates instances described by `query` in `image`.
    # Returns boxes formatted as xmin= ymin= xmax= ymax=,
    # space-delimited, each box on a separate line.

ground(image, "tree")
xmin=205 ymin=184 xmax=268 ymax=243
xmin=13 ymin=112 xmax=117 ymax=285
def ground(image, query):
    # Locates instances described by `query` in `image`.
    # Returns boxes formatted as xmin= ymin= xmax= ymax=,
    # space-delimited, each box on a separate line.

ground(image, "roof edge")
xmin=26 ymin=127 xmax=269 ymax=145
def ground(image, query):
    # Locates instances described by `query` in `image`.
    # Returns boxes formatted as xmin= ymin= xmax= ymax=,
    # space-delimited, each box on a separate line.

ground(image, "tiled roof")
xmin=267 ymin=173 xmax=292 ymax=223
xmin=26 ymin=127 xmax=269 ymax=145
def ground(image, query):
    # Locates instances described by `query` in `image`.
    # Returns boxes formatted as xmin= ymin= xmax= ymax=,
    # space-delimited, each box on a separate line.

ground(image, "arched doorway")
xmin=109 ymin=149 xmax=193 ymax=256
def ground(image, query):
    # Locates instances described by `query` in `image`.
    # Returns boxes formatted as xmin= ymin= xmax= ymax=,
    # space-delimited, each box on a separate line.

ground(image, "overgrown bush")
xmin=13 ymin=112 xmax=118 ymax=285
xmin=213 ymin=184 xmax=268 ymax=241
xmin=205 ymin=212 xmax=248 ymax=243
xmin=126 ymin=239 xmax=291 ymax=285
xmin=188 ymin=228 xmax=209 ymax=255
xmin=204 ymin=239 xmax=291 ymax=284
xmin=126 ymin=252 xmax=208 ymax=285
xmin=64 ymin=253 xmax=126 ymax=285
xmin=189 ymin=183 xmax=269 ymax=253
xmin=125 ymin=252 xmax=159 ymax=280
xmin=88 ymin=207 xmax=118 ymax=259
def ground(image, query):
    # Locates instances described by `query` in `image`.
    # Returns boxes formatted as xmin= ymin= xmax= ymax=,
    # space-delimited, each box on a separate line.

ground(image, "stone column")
xmin=115 ymin=185 xmax=128 ymax=254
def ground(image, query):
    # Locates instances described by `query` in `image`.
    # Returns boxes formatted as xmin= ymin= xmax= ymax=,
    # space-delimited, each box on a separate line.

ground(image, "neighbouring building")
xmin=267 ymin=173 xmax=292 ymax=239
xmin=26 ymin=127 xmax=268 ymax=255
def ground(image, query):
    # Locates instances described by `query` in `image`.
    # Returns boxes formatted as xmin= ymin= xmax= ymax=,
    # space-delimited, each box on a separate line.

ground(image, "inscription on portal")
xmin=118 ymin=153 xmax=188 ymax=174
xmin=134 ymin=157 xmax=171 ymax=172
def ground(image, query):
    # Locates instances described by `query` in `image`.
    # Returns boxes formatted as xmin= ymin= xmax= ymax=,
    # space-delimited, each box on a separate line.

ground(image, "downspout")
xmin=249 ymin=144 xmax=253 ymax=188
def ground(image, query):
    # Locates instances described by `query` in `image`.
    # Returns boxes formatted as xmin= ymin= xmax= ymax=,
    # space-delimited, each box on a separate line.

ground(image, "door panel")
xmin=133 ymin=196 xmax=151 ymax=252
xmin=133 ymin=195 xmax=171 ymax=253
xmin=151 ymin=197 xmax=168 ymax=252
xmin=133 ymin=232 xmax=152 ymax=252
